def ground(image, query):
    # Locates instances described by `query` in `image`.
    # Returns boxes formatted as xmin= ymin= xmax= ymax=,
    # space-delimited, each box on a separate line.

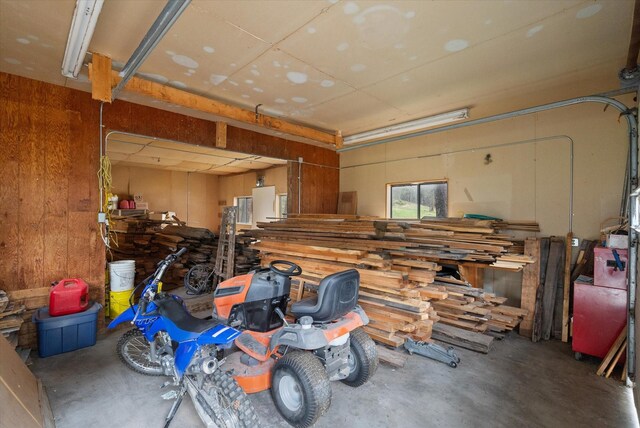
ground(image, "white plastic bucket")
xmin=109 ymin=260 xmax=135 ymax=292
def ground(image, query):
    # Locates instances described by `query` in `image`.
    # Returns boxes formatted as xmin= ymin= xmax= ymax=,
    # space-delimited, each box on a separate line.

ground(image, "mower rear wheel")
xmin=271 ymin=351 xmax=331 ymax=428
xmin=341 ymin=327 xmax=378 ymax=387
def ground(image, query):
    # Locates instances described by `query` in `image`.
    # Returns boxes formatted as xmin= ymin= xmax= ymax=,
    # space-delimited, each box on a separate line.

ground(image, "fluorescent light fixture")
xmin=343 ymin=108 xmax=470 ymax=145
xmin=61 ymin=0 xmax=105 ymax=78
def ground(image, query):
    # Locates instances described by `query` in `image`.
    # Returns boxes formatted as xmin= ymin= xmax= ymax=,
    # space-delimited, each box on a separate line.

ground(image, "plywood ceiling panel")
xmin=105 ymin=132 xmax=286 ymax=175
xmin=89 ymin=0 xmax=165 ymax=66
xmin=0 ymin=0 xmax=633 ymax=138
xmin=211 ymin=166 xmax=251 ymax=174
xmin=0 ymin=0 xmax=75 ymax=86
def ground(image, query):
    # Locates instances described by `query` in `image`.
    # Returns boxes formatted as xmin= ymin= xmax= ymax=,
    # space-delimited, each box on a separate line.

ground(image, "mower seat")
xmin=290 ymin=269 xmax=359 ymax=323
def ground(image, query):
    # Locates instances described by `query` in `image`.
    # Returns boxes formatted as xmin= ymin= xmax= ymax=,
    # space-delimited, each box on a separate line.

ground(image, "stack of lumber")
xmin=254 ymin=215 xmax=534 ymax=269
xmin=427 ymin=281 xmax=528 ymax=334
xmin=111 ymin=217 xmax=260 ymax=289
xmin=0 ymin=290 xmax=26 ymax=348
xmin=249 ymin=215 xmax=531 ymax=349
xmin=2 ymin=288 xmax=44 ymax=350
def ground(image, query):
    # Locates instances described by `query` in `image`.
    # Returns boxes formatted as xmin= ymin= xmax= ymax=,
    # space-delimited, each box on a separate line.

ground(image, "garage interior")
xmin=0 ymin=1 xmax=639 ymax=427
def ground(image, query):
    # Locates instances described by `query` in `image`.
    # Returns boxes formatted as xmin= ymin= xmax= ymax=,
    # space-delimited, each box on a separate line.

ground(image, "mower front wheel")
xmin=342 ymin=327 xmax=378 ymax=387
xmin=271 ymin=351 xmax=331 ymax=428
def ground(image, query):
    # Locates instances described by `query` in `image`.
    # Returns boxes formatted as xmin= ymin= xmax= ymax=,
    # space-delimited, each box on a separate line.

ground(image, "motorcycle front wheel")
xmin=116 ymin=329 xmax=164 ymax=376
xmin=188 ymin=370 xmax=260 ymax=428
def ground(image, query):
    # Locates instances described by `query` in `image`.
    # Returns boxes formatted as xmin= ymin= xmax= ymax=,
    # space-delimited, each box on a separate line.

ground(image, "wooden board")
xmin=519 ymin=238 xmax=540 ymax=338
xmin=552 ymin=237 xmax=567 ymax=340
xmin=532 ymin=238 xmax=550 ymax=342
xmin=0 ymin=334 xmax=43 ymax=427
xmin=541 ymin=238 xmax=564 ymax=341
xmin=337 ymin=191 xmax=358 ymax=215
xmin=561 ymin=232 xmax=572 ymax=342
xmin=432 ymin=322 xmax=494 ymax=353
xmin=596 ymin=325 xmax=627 ymax=376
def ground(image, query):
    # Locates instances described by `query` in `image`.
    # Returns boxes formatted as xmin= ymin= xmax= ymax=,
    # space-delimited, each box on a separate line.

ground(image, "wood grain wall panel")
xmin=101 ymin=97 xmax=339 ymax=213
xmin=0 ymin=73 xmax=105 ymax=346
xmin=0 ymin=72 xmax=338 ymax=346
xmin=43 ymin=98 xmax=72 ymax=285
xmin=18 ymin=78 xmax=45 ymax=290
xmin=0 ymin=83 xmax=20 ymax=291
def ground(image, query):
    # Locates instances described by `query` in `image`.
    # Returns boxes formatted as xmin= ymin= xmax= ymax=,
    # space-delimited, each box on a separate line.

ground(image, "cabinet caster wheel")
xmin=574 ymin=352 xmax=583 ymax=361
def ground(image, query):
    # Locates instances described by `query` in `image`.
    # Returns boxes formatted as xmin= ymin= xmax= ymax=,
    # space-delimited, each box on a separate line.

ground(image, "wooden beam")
xmin=99 ymin=68 xmax=339 ymax=147
xmin=459 ymin=263 xmax=484 ymax=288
xmin=215 ymin=121 xmax=227 ymax=148
xmin=519 ymin=237 xmax=540 ymax=338
xmin=335 ymin=130 xmax=343 ymax=149
xmin=88 ymin=54 xmax=112 ymax=103
xmin=561 ymin=232 xmax=572 ymax=342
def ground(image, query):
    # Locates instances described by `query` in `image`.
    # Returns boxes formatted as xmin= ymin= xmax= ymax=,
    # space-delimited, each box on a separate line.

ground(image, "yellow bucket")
xmin=109 ymin=289 xmax=134 ymax=319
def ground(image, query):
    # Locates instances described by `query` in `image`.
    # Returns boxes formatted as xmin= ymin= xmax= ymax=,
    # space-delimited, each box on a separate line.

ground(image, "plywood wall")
xmin=218 ymin=165 xmax=288 ymax=229
xmin=0 ymin=72 xmax=340 ymax=347
xmin=0 ymin=73 xmax=105 ymax=347
xmin=111 ymin=165 xmax=219 ymax=231
xmin=102 ymin=101 xmax=339 ymax=215
xmin=340 ymin=96 xmax=633 ymax=303
xmin=340 ymin=98 xmax=631 ymax=239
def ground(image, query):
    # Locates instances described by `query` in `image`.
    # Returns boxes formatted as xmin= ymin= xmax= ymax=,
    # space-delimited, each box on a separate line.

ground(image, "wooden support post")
xmin=335 ymin=130 xmax=343 ymax=149
xmin=520 ymin=237 xmax=541 ymax=338
xmin=294 ymin=280 xmax=305 ymax=303
xmin=88 ymin=53 xmax=112 ymax=103
xmin=215 ymin=122 xmax=227 ymax=148
xmin=459 ymin=264 xmax=483 ymax=288
xmin=104 ymin=68 xmax=339 ymax=147
xmin=561 ymin=232 xmax=572 ymax=342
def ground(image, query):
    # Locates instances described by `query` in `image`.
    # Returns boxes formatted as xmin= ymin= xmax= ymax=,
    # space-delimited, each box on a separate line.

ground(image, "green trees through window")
xmin=389 ymin=181 xmax=447 ymax=219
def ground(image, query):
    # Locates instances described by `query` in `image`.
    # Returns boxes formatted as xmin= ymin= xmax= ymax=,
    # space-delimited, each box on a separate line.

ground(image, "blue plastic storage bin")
xmin=33 ymin=302 xmax=102 ymax=358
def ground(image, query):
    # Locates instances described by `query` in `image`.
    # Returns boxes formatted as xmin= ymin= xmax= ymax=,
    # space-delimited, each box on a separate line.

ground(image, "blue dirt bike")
xmin=108 ymin=249 xmax=260 ymax=428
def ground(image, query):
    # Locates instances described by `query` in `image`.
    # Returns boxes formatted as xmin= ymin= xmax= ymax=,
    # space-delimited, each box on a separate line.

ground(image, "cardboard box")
xmin=606 ymin=234 xmax=628 ymax=249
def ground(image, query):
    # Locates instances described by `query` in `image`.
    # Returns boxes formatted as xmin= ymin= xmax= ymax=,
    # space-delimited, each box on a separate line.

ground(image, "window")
xmin=277 ymin=194 xmax=288 ymax=218
xmin=235 ymin=196 xmax=253 ymax=224
xmin=388 ymin=181 xmax=448 ymax=219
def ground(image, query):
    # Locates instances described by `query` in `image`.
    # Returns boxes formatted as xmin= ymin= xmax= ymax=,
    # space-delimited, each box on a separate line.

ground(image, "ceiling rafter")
xmin=89 ymin=53 xmax=342 ymax=149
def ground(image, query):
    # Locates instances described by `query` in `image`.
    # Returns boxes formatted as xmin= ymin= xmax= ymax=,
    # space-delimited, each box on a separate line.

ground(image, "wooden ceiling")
xmin=106 ymin=132 xmax=287 ymax=175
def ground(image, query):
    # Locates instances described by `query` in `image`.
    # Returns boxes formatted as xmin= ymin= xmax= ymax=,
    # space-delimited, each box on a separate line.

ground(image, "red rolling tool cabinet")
xmin=572 ymin=247 xmax=627 ymax=360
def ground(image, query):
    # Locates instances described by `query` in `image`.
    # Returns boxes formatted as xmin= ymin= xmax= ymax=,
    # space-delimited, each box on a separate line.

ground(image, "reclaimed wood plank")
xmin=519 ymin=237 xmax=540 ymax=338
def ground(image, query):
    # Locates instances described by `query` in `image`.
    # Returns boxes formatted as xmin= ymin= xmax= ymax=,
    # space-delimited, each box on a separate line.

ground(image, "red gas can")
xmin=49 ymin=278 xmax=89 ymax=316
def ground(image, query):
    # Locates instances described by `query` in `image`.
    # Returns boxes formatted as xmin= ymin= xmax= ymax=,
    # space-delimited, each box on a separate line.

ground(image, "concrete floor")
xmin=31 ymin=330 xmax=637 ymax=428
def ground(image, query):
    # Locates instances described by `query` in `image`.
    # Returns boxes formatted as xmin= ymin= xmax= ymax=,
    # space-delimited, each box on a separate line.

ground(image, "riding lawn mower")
xmin=212 ymin=260 xmax=379 ymax=428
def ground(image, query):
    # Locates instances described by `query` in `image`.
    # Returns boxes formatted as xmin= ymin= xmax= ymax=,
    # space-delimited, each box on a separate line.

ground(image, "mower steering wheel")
xmin=269 ymin=260 xmax=302 ymax=277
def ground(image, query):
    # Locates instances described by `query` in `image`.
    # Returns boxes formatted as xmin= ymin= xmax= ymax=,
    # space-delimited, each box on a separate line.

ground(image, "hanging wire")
xmin=97 ymin=101 xmax=117 ymax=258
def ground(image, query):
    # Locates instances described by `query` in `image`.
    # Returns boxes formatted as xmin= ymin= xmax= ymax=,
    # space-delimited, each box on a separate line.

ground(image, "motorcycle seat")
xmin=155 ymin=296 xmax=219 ymax=333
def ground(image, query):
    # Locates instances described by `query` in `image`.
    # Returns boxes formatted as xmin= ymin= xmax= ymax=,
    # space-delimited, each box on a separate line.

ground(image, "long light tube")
xmin=61 ymin=0 xmax=104 ymax=78
xmin=343 ymin=108 xmax=469 ymax=145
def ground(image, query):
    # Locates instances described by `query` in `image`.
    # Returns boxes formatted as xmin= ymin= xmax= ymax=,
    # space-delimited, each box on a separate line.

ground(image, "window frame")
xmin=234 ymin=196 xmax=253 ymax=225
xmin=386 ymin=179 xmax=448 ymax=219
xmin=276 ymin=193 xmax=288 ymax=219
